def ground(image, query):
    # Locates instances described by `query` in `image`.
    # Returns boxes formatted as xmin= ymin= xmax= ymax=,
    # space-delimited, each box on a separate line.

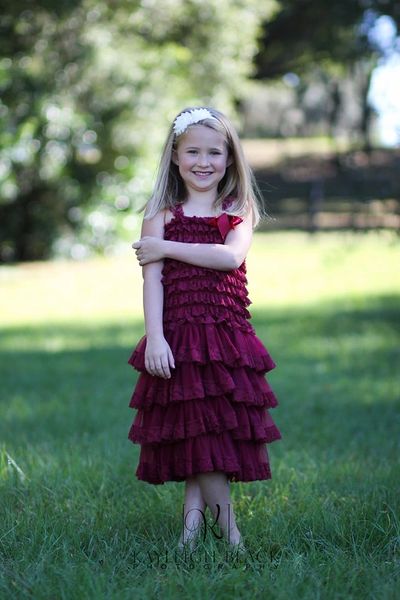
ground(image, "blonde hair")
xmin=143 ymin=106 xmax=264 ymax=227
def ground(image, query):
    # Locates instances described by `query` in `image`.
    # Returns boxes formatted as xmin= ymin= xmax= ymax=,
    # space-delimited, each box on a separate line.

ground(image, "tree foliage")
xmin=255 ymin=0 xmax=400 ymax=78
xmin=0 ymin=0 xmax=273 ymax=261
xmin=253 ymin=1 xmax=400 ymax=149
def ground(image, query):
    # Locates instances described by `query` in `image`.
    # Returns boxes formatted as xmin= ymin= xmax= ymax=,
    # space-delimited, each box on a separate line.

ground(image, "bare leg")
xmin=179 ymin=476 xmax=206 ymax=548
xmin=196 ymin=471 xmax=242 ymax=546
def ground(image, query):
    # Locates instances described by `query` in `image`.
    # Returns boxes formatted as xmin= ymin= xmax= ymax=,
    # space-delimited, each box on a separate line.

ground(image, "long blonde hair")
xmin=143 ymin=106 xmax=264 ymax=227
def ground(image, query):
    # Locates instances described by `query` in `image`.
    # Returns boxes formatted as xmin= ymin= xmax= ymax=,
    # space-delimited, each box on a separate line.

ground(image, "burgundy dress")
xmin=128 ymin=200 xmax=281 ymax=484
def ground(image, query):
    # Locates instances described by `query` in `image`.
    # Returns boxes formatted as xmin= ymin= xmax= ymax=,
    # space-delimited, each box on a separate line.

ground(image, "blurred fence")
xmin=245 ymin=142 xmax=400 ymax=232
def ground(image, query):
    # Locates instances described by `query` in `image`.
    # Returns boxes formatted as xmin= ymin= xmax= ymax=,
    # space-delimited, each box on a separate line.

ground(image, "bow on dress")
xmin=208 ymin=213 xmax=243 ymax=241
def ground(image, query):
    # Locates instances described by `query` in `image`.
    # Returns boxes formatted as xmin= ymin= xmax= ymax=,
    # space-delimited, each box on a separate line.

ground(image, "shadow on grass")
xmin=251 ymin=293 xmax=400 ymax=460
xmin=0 ymin=295 xmax=399 ymax=597
xmin=0 ymin=293 xmax=398 ymax=458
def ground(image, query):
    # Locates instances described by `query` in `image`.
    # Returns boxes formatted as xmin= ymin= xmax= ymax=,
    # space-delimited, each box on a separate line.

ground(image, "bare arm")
xmin=139 ymin=210 xmax=175 ymax=379
xmin=133 ymin=211 xmax=253 ymax=271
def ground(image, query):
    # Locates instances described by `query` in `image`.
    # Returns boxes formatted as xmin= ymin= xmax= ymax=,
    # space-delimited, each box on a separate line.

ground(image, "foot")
xmin=177 ymin=531 xmax=199 ymax=552
xmin=228 ymin=536 xmax=247 ymax=555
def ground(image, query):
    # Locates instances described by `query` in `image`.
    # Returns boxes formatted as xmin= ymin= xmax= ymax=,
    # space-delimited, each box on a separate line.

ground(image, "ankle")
xmin=225 ymin=525 xmax=241 ymax=545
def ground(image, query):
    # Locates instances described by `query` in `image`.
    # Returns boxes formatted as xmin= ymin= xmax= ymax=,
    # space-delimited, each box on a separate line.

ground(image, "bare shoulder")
xmin=231 ymin=207 xmax=253 ymax=233
xmin=141 ymin=209 xmax=167 ymax=237
xmin=241 ymin=207 xmax=254 ymax=228
xmin=164 ymin=208 xmax=175 ymax=225
xmin=224 ymin=207 xmax=253 ymax=249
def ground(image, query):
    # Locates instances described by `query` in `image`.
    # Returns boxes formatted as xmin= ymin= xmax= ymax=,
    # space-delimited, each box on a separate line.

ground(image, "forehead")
xmin=177 ymin=124 xmax=227 ymax=148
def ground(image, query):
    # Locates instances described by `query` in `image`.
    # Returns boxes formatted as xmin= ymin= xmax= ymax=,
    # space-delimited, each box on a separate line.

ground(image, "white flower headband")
xmin=173 ymin=108 xmax=217 ymax=136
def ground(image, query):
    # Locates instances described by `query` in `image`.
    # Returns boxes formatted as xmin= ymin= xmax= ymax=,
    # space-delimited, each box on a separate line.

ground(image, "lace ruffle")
xmin=134 ymin=433 xmax=273 ymax=484
xmin=129 ymin=395 xmax=281 ymax=444
xmin=129 ymin=323 xmax=276 ymax=374
xmin=128 ymin=199 xmax=281 ymax=484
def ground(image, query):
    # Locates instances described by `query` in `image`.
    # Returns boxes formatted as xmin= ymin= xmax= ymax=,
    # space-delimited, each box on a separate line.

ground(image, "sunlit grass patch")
xmin=0 ymin=232 xmax=399 ymax=599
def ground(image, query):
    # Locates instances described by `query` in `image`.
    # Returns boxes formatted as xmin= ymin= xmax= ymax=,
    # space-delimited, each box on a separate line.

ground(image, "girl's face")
xmin=172 ymin=125 xmax=232 ymax=198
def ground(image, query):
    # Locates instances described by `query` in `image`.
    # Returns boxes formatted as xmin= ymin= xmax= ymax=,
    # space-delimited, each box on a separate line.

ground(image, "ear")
xmin=172 ymin=149 xmax=179 ymax=165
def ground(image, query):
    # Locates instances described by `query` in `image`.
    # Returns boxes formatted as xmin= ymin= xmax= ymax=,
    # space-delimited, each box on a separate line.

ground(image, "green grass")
xmin=0 ymin=231 xmax=399 ymax=599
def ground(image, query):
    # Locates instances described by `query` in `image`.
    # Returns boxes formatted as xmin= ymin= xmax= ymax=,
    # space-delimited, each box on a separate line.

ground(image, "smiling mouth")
xmin=193 ymin=171 xmax=213 ymax=176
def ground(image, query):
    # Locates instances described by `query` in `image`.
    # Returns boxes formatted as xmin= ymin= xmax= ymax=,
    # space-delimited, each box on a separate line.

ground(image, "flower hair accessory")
xmin=173 ymin=108 xmax=217 ymax=136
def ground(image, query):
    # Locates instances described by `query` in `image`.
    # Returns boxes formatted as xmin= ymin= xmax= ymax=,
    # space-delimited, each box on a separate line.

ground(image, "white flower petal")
xmin=173 ymin=108 xmax=216 ymax=136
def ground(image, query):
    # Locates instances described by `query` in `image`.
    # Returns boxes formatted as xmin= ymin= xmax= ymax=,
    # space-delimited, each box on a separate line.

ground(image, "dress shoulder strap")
xmin=222 ymin=196 xmax=235 ymax=211
xmin=171 ymin=202 xmax=184 ymax=217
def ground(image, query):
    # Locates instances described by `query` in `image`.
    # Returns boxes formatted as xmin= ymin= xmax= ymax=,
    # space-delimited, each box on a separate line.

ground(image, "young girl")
xmin=128 ymin=107 xmax=281 ymax=551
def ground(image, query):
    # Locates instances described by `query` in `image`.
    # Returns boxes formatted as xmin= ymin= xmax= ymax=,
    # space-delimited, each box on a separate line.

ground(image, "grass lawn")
xmin=0 ymin=231 xmax=399 ymax=599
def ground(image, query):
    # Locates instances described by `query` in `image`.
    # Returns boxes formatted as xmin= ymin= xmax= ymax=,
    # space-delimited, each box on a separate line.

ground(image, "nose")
xmin=197 ymin=153 xmax=210 ymax=166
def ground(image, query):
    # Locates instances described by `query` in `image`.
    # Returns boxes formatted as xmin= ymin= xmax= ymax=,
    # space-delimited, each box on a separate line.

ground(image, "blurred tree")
xmin=254 ymin=0 xmax=400 ymax=148
xmin=0 ymin=0 xmax=275 ymax=262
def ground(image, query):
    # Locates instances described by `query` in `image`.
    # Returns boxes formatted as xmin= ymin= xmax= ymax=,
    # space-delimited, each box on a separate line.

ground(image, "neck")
xmin=184 ymin=190 xmax=218 ymax=213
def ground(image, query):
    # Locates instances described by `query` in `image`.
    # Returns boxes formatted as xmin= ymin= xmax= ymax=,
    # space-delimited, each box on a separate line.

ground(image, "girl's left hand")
xmin=132 ymin=236 xmax=166 ymax=266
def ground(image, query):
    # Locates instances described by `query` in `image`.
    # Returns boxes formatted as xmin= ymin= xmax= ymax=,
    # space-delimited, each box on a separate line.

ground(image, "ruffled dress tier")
xmin=128 ymin=201 xmax=281 ymax=484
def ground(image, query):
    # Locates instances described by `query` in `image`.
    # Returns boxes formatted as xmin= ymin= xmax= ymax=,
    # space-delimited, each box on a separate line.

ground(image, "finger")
xmin=147 ymin=357 xmax=156 ymax=376
xmin=155 ymin=358 xmax=167 ymax=379
xmin=145 ymin=357 xmax=151 ymax=374
xmin=151 ymin=358 xmax=158 ymax=376
xmin=160 ymin=357 xmax=171 ymax=379
xmin=132 ymin=241 xmax=141 ymax=249
xmin=168 ymin=347 xmax=175 ymax=369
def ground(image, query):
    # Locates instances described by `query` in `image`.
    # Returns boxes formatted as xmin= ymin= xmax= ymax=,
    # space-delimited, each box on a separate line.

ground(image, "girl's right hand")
xmin=144 ymin=336 xmax=175 ymax=379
